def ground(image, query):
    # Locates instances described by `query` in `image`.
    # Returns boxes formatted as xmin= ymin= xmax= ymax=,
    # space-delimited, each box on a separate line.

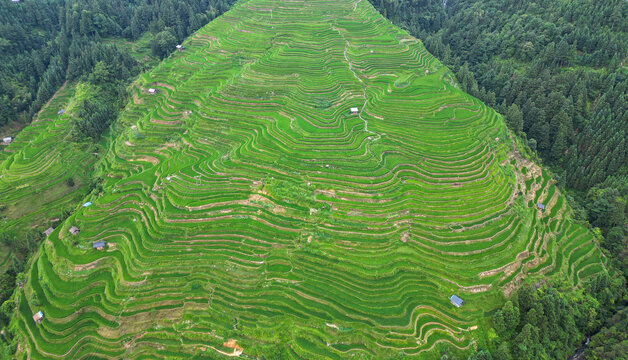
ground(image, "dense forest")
xmin=482 ymin=275 xmax=626 ymax=360
xmin=367 ymin=0 xmax=628 ymax=359
xmin=587 ymin=306 xmax=628 ymax=359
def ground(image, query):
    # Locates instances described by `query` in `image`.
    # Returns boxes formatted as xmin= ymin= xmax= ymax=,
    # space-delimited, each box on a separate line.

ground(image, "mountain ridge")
xmin=6 ymin=0 xmax=605 ymax=358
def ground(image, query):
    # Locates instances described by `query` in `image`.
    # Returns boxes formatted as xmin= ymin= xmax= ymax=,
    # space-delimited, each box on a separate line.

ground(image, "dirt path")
xmin=331 ymin=16 xmax=382 ymax=152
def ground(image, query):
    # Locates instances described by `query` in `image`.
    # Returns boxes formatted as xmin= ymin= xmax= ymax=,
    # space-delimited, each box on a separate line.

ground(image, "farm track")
xmin=7 ymin=0 xmax=605 ymax=358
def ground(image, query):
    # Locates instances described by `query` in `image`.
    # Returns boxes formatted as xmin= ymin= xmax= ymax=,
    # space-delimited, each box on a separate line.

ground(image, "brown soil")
xmin=152 ymin=82 xmax=174 ymax=90
xmin=150 ymin=118 xmax=181 ymax=125
xmin=74 ymin=258 xmax=104 ymax=271
xmin=132 ymin=93 xmax=142 ymax=105
xmin=130 ymin=156 xmax=159 ymax=165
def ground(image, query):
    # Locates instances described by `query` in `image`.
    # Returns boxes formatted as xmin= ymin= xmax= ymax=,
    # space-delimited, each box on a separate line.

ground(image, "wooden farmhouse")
xmin=33 ymin=311 xmax=43 ymax=324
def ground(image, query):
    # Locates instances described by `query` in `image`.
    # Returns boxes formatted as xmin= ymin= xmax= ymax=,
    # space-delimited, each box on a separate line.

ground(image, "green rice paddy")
xmin=0 ymin=83 xmax=95 ymax=239
xmin=3 ymin=0 xmax=606 ymax=358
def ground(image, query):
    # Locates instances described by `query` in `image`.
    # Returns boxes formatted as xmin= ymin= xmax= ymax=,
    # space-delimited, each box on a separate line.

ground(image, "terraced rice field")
xmin=11 ymin=0 xmax=606 ymax=358
xmin=0 ymin=83 xmax=95 ymax=238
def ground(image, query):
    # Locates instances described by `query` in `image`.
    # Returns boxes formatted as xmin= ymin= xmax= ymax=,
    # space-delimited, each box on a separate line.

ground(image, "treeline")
xmin=0 ymin=0 xmax=236 ymax=130
xmin=0 ymin=231 xmax=43 ymax=322
xmin=0 ymin=1 xmax=63 ymax=126
xmin=587 ymin=306 xmax=628 ymax=359
xmin=474 ymin=275 xmax=626 ymax=360
xmin=368 ymin=0 xmax=628 ymax=274
xmin=431 ymin=275 xmax=628 ymax=360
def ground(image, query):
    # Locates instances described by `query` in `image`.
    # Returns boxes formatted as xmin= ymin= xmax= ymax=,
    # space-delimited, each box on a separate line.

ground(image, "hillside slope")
xmin=0 ymin=84 xmax=96 ymax=238
xmin=12 ymin=0 xmax=606 ymax=358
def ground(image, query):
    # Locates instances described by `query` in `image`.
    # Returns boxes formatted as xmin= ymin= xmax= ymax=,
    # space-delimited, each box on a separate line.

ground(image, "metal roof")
xmin=449 ymin=295 xmax=464 ymax=307
xmin=93 ymin=241 xmax=106 ymax=248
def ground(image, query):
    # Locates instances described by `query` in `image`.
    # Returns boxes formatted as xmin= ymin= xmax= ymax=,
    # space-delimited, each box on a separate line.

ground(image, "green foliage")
xmin=0 ymin=270 xmax=15 ymax=306
xmin=587 ymin=307 xmax=628 ymax=360
xmin=71 ymin=97 xmax=115 ymax=140
xmin=584 ymin=185 xmax=628 ymax=276
xmin=151 ymin=30 xmax=178 ymax=59
xmin=506 ymin=103 xmax=523 ymax=135
xmin=314 ymin=97 xmax=333 ymax=109
xmin=265 ymin=177 xmax=315 ymax=207
xmin=488 ymin=276 xmax=627 ymax=360
xmin=586 ymin=187 xmax=626 ymax=231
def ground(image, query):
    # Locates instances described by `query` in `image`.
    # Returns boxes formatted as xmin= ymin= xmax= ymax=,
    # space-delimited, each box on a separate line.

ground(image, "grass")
xmin=103 ymin=31 xmax=159 ymax=68
xmin=4 ymin=0 xmax=605 ymax=358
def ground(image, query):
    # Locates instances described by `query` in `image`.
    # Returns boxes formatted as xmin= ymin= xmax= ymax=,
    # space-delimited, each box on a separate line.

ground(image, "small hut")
xmin=537 ymin=203 xmax=545 ymax=211
xmin=148 ymin=88 xmax=157 ymax=95
xmin=176 ymin=44 xmax=185 ymax=52
xmin=449 ymin=295 xmax=464 ymax=308
xmin=43 ymin=227 xmax=54 ymax=237
xmin=2 ymin=137 xmax=13 ymax=145
xmin=83 ymin=201 xmax=92 ymax=208
xmin=350 ymin=107 xmax=359 ymax=115
xmin=92 ymin=241 xmax=106 ymax=250
xmin=33 ymin=311 xmax=44 ymax=324
xmin=57 ymin=109 xmax=65 ymax=115
xmin=69 ymin=226 xmax=80 ymax=235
